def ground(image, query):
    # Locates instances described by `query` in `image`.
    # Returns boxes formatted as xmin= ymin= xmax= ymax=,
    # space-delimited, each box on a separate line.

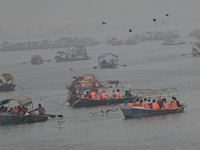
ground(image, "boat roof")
xmin=0 ymin=95 xmax=32 ymax=106
xmin=98 ymin=53 xmax=118 ymax=58
xmin=0 ymin=73 xmax=14 ymax=82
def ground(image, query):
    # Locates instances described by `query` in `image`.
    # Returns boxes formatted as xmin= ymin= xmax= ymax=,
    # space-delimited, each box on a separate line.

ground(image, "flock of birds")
xmin=89 ymin=107 xmax=119 ymax=116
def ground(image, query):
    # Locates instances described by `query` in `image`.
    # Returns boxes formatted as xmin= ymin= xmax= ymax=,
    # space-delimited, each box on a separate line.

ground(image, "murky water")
xmin=0 ymin=29 xmax=200 ymax=150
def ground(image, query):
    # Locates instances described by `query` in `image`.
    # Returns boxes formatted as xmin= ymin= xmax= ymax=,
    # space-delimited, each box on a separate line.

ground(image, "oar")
xmin=118 ymin=64 xmax=127 ymax=67
xmin=48 ymin=114 xmax=63 ymax=118
xmin=177 ymin=104 xmax=186 ymax=112
xmin=13 ymin=83 xmax=25 ymax=89
xmin=181 ymin=53 xmax=192 ymax=56
xmin=61 ymin=99 xmax=68 ymax=106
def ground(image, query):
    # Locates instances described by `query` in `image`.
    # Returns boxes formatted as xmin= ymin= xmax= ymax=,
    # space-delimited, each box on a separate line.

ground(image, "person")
xmin=157 ymin=98 xmax=163 ymax=109
xmin=99 ymin=90 xmax=109 ymax=99
xmin=111 ymin=90 xmax=119 ymax=99
xmin=124 ymin=89 xmax=132 ymax=97
xmin=117 ymin=89 xmax=120 ymax=98
xmin=90 ymin=90 xmax=97 ymax=99
xmin=161 ymin=98 xmax=169 ymax=109
xmin=170 ymin=97 xmax=178 ymax=109
xmin=10 ymin=106 xmax=18 ymax=114
xmin=18 ymin=106 xmax=24 ymax=116
xmin=152 ymin=99 xmax=160 ymax=109
xmin=146 ymin=98 xmax=152 ymax=108
xmin=6 ymin=79 xmax=12 ymax=85
xmin=142 ymin=98 xmax=150 ymax=109
xmin=127 ymin=100 xmax=133 ymax=107
xmin=102 ymin=59 xmax=107 ymax=65
xmin=0 ymin=79 xmax=4 ymax=86
xmin=33 ymin=104 xmax=46 ymax=115
xmin=21 ymin=105 xmax=28 ymax=115
xmin=134 ymin=98 xmax=142 ymax=106
xmin=174 ymin=97 xmax=182 ymax=107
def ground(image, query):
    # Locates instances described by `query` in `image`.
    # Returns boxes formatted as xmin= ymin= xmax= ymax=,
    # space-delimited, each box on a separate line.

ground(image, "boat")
xmin=106 ymin=36 xmax=123 ymax=46
xmin=0 ymin=96 xmax=33 ymax=124
xmin=192 ymin=42 xmax=200 ymax=56
xmin=0 ymin=73 xmax=16 ymax=91
xmin=66 ymin=75 xmax=137 ymax=107
xmin=31 ymin=55 xmax=44 ymax=65
xmin=98 ymin=53 xmax=118 ymax=68
xmin=0 ymin=95 xmax=49 ymax=124
xmin=54 ymin=47 xmax=91 ymax=62
xmin=120 ymin=87 xmax=187 ymax=118
xmin=162 ymin=41 xmax=186 ymax=46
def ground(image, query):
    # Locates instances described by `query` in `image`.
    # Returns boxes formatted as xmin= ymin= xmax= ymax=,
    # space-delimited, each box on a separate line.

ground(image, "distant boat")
xmin=162 ymin=41 xmax=186 ymax=46
xmin=0 ymin=73 xmax=16 ymax=91
xmin=98 ymin=53 xmax=118 ymax=68
xmin=31 ymin=55 xmax=44 ymax=65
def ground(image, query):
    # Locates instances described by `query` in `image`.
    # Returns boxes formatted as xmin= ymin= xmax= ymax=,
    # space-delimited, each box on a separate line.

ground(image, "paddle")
xmin=13 ymin=84 xmax=25 ymax=89
xmin=48 ymin=114 xmax=63 ymax=118
xmin=61 ymin=99 xmax=68 ymax=106
xmin=177 ymin=103 xmax=186 ymax=112
xmin=181 ymin=53 xmax=192 ymax=56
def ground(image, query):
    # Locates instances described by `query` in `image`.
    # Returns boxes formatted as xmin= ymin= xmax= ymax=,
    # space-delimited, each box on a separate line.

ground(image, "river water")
xmin=0 ymin=28 xmax=200 ymax=150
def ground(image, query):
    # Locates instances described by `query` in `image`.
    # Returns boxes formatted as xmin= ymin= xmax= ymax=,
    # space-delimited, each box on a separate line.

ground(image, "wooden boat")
xmin=55 ymin=55 xmax=91 ymax=62
xmin=120 ymin=103 xmax=187 ymax=118
xmin=0 ymin=96 xmax=33 ymax=124
xmin=66 ymin=75 xmax=136 ymax=107
xmin=0 ymin=73 xmax=16 ymax=91
xmin=24 ymin=113 xmax=49 ymax=123
xmin=192 ymin=42 xmax=200 ymax=56
xmin=162 ymin=41 xmax=186 ymax=46
xmin=67 ymin=94 xmax=137 ymax=107
xmin=120 ymin=87 xmax=187 ymax=118
xmin=31 ymin=55 xmax=44 ymax=65
xmin=98 ymin=53 xmax=118 ymax=68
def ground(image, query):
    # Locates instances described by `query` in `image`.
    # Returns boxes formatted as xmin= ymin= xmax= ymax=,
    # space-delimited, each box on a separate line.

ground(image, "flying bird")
xmin=89 ymin=112 xmax=97 ymax=115
xmin=102 ymin=21 xmax=107 ymax=25
xmin=153 ymin=18 xmax=156 ymax=22
xmin=57 ymin=120 xmax=65 ymax=126
xmin=70 ymin=68 xmax=74 ymax=71
xmin=101 ymin=109 xmax=110 ymax=116
xmin=165 ymin=14 xmax=169 ymax=17
xmin=110 ymin=107 xmax=118 ymax=115
xmin=129 ymin=29 xmax=132 ymax=32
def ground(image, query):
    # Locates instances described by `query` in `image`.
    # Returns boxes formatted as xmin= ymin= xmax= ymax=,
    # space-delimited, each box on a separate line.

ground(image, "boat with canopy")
xmin=98 ymin=53 xmax=118 ymax=68
xmin=0 ymin=73 xmax=16 ymax=91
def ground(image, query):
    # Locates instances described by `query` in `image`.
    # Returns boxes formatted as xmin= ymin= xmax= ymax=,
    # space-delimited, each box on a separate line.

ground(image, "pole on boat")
xmin=14 ymin=84 xmax=25 ymax=89
xmin=181 ymin=53 xmax=192 ymax=56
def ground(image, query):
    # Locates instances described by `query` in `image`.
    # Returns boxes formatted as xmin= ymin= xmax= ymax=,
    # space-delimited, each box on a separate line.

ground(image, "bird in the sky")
xmin=101 ymin=109 xmax=110 ymax=116
xmin=129 ymin=29 xmax=132 ymax=32
xmin=102 ymin=21 xmax=107 ymax=25
xmin=165 ymin=14 xmax=169 ymax=17
xmin=89 ymin=112 xmax=97 ymax=115
xmin=70 ymin=68 xmax=74 ymax=71
xmin=153 ymin=18 xmax=156 ymax=22
xmin=57 ymin=120 xmax=65 ymax=126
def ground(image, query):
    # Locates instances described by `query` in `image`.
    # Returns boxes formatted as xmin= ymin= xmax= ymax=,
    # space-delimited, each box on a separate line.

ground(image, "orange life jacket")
xmin=99 ymin=92 xmax=108 ymax=99
xmin=161 ymin=101 xmax=169 ymax=109
xmin=113 ymin=91 xmax=119 ymax=98
xmin=170 ymin=100 xmax=178 ymax=109
xmin=11 ymin=108 xmax=18 ymax=113
xmin=81 ymin=83 xmax=87 ymax=88
xmin=90 ymin=91 xmax=97 ymax=99
xmin=152 ymin=102 xmax=160 ymax=109
xmin=81 ymin=94 xmax=86 ymax=99
xmin=95 ymin=82 xmax=98 ymax=88
xmin=128 ymin=103 xmax=133 ymax=107
xmin=134 ymin=101 xmax=142 ymax=106
xmin=142 ymin=101 xmax=150 ymax=108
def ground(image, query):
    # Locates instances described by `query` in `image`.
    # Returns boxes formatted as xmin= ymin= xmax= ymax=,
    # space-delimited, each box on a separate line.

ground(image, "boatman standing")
xmin=33 ymin=104 xmax=46 ymax=115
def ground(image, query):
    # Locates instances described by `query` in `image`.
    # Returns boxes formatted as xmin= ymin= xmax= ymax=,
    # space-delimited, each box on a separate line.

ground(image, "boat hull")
xmin=0 ymin=84 xmax=16 ymax=91
xmin=99 ymin=63 xmax=118 ymax=68
xmin=24 ymin=114 xmax=49 ymax=123
xmin=120 ymin=103 xmax=187 ymax=118
xmin=67 ymin=95 xmax=136 ymax=107
xmin=0 ymin=112 xmax=25 ymax=124
xmin=55 ymin=56 xmax=91 ymax=62
xmin=162 ymin=42 xmax=186 ymax=46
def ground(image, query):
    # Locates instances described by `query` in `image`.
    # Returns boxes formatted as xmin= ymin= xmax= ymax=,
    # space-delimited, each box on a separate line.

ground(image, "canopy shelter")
xmin=98 ymin=53 xmax=119 ymax=68
xmin=0 ymin=95 xmax=32 ymax=106
xmin=0 ymin=73 xmax=14 ymax=82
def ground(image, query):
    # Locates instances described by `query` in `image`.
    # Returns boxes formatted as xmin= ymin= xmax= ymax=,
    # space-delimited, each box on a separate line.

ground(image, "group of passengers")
xmin=0 ymin=105 xmax=28 ymax=116
xmin=80 ymin=89 xmax=120 ymax=100
xmin=0 ymin=79 xmax=12 ymax=86
xmin=128 ymin=96 xmax=182 ymax=109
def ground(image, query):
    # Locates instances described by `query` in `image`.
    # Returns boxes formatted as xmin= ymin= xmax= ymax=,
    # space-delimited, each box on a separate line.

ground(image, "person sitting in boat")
xmin=134 ymin=98 xmax=142 ymax=106
xmin=18 ymin=106 xmax=24 ymax=116
xmin=170 ymin=97 xmax=178 ymax=109
xmin=146 ymin=99 xmax=152 ymax=108
xmin=0 ymin=106 xmax=5 ymax=113
xmin=81 ymin=91 xmax=87 ymax=99
xmin=157 ymin=98 xmax=163 ymax=109
xmin=99 ymin=90 xmax=109 ymax=99
xmin=152 ymin=99 xmax=160 ymax=109
xmin=0 ymin=79 xmax=4 ymax=86
xmin=173 ymin=97 xmax=182 ymax=107
xmin=142 ymin=98 xmax=150 ymax=109
xmin=117 ymin=89 xmax=120 ymax=98
xmin=90 ymin=90 xmax=97 ymax=99
xmin=127 ymin=100 xmax=133 ymax=107
xmin=111 ymin=90 xmax=119 ymax=99
xmin=124 ymin=89 xmax=132 ymax=97
xmin=161 ymin=98 xmax=169 ymax=109
xmin=33 ymin=104 xmax=46 ymax=115
xmin=5 ymin=79 xmax=12 ymax=85
xmin=93 ymin=80 xmax=99 ymax=88
xmin=102 ymin=59 xmax=107 ymax=65
xmin=21 ymin=105 xmax=28 ymax=115
xmin=10 ymin=106 xmax=19 ymax=114
xmin=108 ymin=59 xmax=114 ymax=64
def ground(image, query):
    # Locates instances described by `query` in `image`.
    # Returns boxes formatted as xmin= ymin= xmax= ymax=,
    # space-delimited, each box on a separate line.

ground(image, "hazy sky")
xmin=0 ymin=0 xmax=199 ymax=41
